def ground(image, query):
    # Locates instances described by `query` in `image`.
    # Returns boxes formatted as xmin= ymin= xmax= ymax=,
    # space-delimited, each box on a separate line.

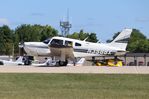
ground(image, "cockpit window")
xmin=75 ymin=42 xmax=81 ymax=46
xmin=43 ymin=38 xmax=51 ymax=44
xmin=50 ymin=39 xmax=63 ymax=45
xmin=65 ymin=41 xmax=73 ymax=47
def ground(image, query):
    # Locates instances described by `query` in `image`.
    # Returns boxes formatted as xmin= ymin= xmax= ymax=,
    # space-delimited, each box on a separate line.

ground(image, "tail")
xmin=109 ymin=28 xmax=132 ymax=51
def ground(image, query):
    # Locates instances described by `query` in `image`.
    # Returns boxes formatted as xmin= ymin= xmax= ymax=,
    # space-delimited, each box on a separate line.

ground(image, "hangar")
xmin=92 ymin=53 xmax=149 ymax=66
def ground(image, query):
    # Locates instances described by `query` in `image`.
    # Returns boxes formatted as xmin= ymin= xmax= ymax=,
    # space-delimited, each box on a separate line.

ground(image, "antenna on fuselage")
xmin=83 ymin=37 xmax=89 ymax=41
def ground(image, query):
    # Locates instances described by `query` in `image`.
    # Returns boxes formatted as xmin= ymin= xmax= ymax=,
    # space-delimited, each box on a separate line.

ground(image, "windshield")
xmin=50 ymin=39 xmax=63 ymax=45
xmin=43 ymin=38 xmax=51 ymax=44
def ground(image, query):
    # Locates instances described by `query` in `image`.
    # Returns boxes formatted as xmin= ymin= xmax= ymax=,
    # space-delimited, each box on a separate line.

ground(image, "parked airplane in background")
xmin=32 ymin=57 xmax=85 ymax=66
xmin=32 ymin=58 xmax=56 ymax=66
xmin=0 ymin=56 xmax=24 ymax=66
xmin=24 ymin=28 xmax=132 ymax=66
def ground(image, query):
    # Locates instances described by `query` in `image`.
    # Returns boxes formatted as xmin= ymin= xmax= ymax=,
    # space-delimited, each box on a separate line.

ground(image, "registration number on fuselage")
xmin=87 ymin=50 xmax=112 ymax=55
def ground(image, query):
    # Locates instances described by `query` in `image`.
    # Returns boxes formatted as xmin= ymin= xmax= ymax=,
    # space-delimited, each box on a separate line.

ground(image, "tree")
xmin=15 ymin=24 xmax=40 ymax=42
xmin=106 ymin=28 xmax=149 ymax=52
xmin=106 ymin=32 xmax=120 ymax=43
xmin=0 ymin=25 xmax=14 ymax=55
xmin=67 ymin=32 xmax=79 ymax=39
xmin=87 ymin=33 xmax=98 ymax=42
xmin=14 ymin=24 xmax=58 ymax=53
xmin=40 ymin=25 xmax=58 ymax=41
xmin=127 ymin=29 xmax=149 ymax=52
xmin=136 ymin=40 xmax=149 ymax=52
xmin=15 ymin=24 xmax=58 ymax=42
xmin=68 ymin=29 xmax=98 ymax=43
xmin=78 ymin=29 xmax=89 ymax=40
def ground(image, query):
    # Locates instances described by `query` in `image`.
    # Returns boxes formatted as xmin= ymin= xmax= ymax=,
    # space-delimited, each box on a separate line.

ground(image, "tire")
xmin=0 ymin=61 xmax=4 ymax=65
xmin=58 ymin=60 xmax=68 ymax=66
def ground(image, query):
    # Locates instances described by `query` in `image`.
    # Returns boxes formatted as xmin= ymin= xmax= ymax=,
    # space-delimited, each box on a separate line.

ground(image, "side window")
xmin=75 ymin=42 xmax=81 ymax=46
xmin=50 ymin=39 xmax=63 ymax=45
xmin=65 ymin=40 xmax=73 ymax=47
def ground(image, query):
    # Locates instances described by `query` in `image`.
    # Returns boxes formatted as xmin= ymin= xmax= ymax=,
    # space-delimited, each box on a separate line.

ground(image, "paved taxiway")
xmin=0 ymin=66 xmax=149 ymax=74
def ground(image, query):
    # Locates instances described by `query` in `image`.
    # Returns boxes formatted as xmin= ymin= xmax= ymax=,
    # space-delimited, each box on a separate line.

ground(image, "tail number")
xmin=87 ymin=50 xmax=111 ymax=55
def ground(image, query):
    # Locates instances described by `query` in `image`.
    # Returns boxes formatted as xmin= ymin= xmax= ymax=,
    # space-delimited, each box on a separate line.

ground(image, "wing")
xmin=49 ymin=44 xmax=75 ymax=61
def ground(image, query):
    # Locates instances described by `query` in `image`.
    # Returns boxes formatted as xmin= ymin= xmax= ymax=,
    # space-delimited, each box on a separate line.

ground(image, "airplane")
xmin=24 ymin=28 xmax=132 ymax=66
xmin=32 ymin=57 xmax=85 ymax=66
xmin=0 ymin=56 xmax=24 ymax=66
xmin=32 ymin=58 xmax=56 ymax=66
xmin=67 ymin=58 xmax=86 ymax=66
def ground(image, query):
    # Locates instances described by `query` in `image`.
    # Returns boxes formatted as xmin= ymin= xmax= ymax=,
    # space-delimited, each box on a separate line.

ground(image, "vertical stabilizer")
xmin=109 ymin=29 xmax=132 ymax=51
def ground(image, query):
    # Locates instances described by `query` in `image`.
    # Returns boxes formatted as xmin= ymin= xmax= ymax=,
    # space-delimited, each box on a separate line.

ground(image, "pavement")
xmin=0 ymin=65 xmax=149 ymax=74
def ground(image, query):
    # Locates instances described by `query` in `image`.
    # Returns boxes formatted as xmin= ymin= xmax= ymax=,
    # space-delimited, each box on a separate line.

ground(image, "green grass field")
xmin=0 ymin=74 xmax=148 ymax=99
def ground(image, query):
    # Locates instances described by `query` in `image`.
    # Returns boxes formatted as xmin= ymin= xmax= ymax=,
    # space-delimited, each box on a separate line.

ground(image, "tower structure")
xmin=60 ymin=10 xmax=72 ymax=37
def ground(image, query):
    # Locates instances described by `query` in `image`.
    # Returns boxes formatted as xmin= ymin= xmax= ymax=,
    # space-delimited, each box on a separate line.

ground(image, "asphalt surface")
xmin=0 ymin=65 xmax=149 ymax=74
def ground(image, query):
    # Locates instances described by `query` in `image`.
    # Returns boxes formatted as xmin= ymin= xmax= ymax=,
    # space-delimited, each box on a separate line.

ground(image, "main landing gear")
xmin=58 ymin=60 xmax=68 ymax=66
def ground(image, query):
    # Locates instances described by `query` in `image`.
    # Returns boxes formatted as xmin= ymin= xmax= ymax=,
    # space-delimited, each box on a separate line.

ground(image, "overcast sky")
xmin=0 ymin=0 xmax=149 ymax=42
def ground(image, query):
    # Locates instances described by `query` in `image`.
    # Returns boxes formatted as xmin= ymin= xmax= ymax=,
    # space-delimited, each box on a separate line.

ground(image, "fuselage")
xmin=24 ymin=36 xmax=125 ymax=57
xmin=24 ymin=42 xmax=50 ymax=56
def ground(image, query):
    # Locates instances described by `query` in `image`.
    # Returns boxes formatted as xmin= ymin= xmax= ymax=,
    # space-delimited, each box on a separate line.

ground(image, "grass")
xmin=0 ymin=74 xmax=148 ymax=99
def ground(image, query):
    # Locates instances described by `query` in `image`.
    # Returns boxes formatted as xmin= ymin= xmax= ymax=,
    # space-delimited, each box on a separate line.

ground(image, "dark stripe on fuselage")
xmin=26 ymin=44 xmax=113 ymax=55
xmin=25 ymin=45 xmax=49 ymax=49
xmin=25 ymin=44 xmax=88 ymax=53
xmin=74 ymin=49 xmax=88 ymax=53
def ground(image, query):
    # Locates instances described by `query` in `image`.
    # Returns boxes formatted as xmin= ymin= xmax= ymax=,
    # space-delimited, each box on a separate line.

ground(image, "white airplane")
xmin=24 ymin=28 xmax=132 ymax=66
xmin=0 ymin=56 xmax=24 ymax=66
xmin=67 ymin=58 xmax=86 ymax=66
xmin=32 ymin=57 xmax=85 ymax=67
xmin=32 ymin=58 xmax=56 ymax=66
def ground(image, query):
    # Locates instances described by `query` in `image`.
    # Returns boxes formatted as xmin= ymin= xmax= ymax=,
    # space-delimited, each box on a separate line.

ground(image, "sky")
xmin=0 ymin=0 xmax=149 ymax=42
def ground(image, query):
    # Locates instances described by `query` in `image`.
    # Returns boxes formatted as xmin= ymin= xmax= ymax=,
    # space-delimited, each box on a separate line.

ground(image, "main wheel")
xmin=58 ymin=60 xmax=68 ymax=66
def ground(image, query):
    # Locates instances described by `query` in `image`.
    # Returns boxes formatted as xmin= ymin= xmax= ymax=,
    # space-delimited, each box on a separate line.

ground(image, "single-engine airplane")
xmin=24 ymin=29 xmax=132 ymax=66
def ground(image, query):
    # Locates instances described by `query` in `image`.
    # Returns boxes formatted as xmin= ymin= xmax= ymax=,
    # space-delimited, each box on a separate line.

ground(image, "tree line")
xmin=0 ymin=24 xmax=149 ymax=56
xmin=0 ymin=24 xmax=59 ymax=55
xmin=107 ymin=29 xmax=149 ymax=53
xmin=0 ymin=24 xmax=98 ymax=55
